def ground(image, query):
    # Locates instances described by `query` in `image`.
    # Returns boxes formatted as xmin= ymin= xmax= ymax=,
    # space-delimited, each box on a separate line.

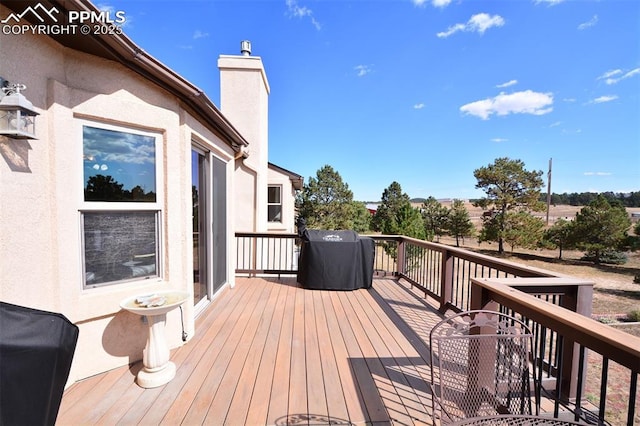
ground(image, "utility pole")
xmin=546 ymin=158 xmax=552 ymax=225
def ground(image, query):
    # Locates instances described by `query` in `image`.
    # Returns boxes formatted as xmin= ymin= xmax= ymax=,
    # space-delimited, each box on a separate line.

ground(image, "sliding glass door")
xmin=211 ymin=155 xmax=227 ymax=294
xmin=192 ymin=148 xmax=208 ymax=307
xmin=192 ymin=148 xmax=228 ymax=310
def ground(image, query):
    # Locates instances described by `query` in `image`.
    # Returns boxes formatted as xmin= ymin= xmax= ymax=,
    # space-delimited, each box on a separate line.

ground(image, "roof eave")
xmin=3 ymin=0 xmax=248 ymax=151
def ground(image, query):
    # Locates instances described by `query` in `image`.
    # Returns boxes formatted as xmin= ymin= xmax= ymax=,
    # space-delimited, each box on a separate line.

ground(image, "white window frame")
xmin=79 ymin=119 xmax=164 ymax=288
xmin=267 ymin=185 xmax=283 ymax=223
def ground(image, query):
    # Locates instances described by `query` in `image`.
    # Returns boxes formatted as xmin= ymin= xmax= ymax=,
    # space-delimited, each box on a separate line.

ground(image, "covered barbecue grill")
xmin=0 ymin=302 xmax=79 ymax=425
xmin=297 ymin=226 xmax=375 ymax=290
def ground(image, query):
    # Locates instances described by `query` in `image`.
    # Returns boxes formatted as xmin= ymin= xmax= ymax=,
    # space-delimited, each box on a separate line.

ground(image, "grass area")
xmin=439 ymin=236 xmax=640 ymax=319
xmin=433 ymin=202 xmax=640 ymax=320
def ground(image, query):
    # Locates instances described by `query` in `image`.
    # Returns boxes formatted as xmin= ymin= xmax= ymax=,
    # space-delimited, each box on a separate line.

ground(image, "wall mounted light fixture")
xmin=0 ymin=79 xmax=39 ymax=140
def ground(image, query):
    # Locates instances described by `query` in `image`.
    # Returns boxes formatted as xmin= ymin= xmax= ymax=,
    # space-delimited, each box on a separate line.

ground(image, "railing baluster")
xmin=574 ymin=346 xmax=586 ymax=421
xmin=599 ymin=357 xmax=608 ymax=424
xmin=628 ymin=371 xmax=637 ymax=426
xmin=554 ymin=335 xmax=564 ymax=418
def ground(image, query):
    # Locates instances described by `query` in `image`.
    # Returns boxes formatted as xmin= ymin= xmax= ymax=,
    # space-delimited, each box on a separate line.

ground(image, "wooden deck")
xmin=56 ymin=277 xmax=447 ymax=425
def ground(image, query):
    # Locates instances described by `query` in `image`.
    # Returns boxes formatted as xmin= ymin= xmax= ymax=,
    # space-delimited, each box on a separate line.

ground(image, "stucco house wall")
xmin=267 ymin=164 xmax=303 ymax=233
xmin=0 ymin=4 xmax=240 ymax=382
xmin=219 ymin=54 xmax=270 ymax=233
xmin=1 ymin=0 xmax=301 ymax=385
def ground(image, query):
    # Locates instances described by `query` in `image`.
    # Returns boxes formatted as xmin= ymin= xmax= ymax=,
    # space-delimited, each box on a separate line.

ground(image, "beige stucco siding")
xmin=267 ymin=167 xmax=298 ymax=233
xmin=1 ymin=21 xmax=236 ymax=382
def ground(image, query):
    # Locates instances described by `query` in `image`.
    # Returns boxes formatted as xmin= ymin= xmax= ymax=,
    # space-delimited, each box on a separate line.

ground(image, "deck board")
xmin=56 ymin=277 xmax=440 ymax=426
xmin=265 ymin=281 xmax=296 ymax=425
xmin=159 ymin=280 xmax=255 ymax=424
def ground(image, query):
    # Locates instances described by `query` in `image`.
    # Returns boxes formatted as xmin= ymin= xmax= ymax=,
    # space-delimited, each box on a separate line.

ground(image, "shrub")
xmin=580 ymin=250 xmax=628 ymax=265
xmin=627 ymin=310 xmax=640 ymax=322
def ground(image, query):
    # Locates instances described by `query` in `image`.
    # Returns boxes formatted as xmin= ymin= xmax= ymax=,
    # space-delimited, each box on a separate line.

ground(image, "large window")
xmin=268 ymin=185 xmax=282 ymax=223
xmin=80 ymin=123 xmax=162 ymax=288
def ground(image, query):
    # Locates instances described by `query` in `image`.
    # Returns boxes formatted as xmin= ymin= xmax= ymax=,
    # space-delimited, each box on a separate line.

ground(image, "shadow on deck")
xmin=57 ymin=277 xmax=446 ymax=425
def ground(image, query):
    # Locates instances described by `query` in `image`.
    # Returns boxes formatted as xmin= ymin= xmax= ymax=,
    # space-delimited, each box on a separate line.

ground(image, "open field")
xmin=432 ymin=203 xmax=640 ymax=322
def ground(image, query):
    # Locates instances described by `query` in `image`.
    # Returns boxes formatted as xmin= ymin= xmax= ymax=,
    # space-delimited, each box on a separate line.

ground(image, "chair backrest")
xmin=429 ymin=310 xmax=535 ymax=424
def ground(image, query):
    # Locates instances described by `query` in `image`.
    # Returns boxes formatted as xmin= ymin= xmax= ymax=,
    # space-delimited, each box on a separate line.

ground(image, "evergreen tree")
xmin=296 ymin=165 xmax=369 ymax=232
xmin=569 ymin=195 xmax=631 ymax=264
xmin=421 ymin=196 xmax=449 ymax=242
xmin=543 ymin=218 xmax=573 ymax=259
xmin=502 ymin=211 xmax=545 ymax=252
xmin=446 ymin=199 xmax=475 ymax=247
xmin=474 ymin=157 xmax=544 ymax=253
xmin=373 ymin=182 xmax=425 ymax=261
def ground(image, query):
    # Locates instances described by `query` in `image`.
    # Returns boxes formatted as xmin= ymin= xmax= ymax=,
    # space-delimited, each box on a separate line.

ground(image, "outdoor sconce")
xmin=0 ymin=80 xmax=39 ymax=140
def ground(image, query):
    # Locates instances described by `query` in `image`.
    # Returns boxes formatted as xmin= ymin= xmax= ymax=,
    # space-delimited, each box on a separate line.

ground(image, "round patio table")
xmin=450 ymin=414 xmax=584 ymax=425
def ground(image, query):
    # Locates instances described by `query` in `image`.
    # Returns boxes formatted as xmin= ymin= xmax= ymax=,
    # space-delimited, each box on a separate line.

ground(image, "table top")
xmin=450 ymin=414 xmax=584 ymax=425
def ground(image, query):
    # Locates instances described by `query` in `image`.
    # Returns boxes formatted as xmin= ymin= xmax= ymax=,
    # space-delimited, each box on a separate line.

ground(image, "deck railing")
xmin=234 ymin=232 xmax=639 ymax=425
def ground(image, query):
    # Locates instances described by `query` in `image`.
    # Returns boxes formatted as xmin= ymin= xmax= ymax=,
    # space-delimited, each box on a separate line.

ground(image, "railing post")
xmin=440 ymin=248 xmax=454 ymax=312
xmin=559 ymin=283 xmax=594 ymax=401
xmin=251 ymin=236 xmax=258 ymax=277
xmin=396 ymin=238 xmax=405 ymax=277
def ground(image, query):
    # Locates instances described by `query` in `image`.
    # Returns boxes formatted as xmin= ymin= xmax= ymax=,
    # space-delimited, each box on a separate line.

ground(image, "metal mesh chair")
xmin=429 ymin=310 xmax=536 ymax=424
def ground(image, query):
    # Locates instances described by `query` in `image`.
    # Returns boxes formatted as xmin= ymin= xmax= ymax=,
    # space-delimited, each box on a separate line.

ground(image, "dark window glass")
xmin=268 ymin=186 xmax=281 ymax=203
xmin=268 ymin=186 xmax=282 ymax=222
xmin=83 ymin=211 xmax=158 ymax=287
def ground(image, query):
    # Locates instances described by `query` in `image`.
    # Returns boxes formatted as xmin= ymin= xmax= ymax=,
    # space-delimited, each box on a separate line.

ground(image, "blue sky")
xmin=103 ymin=0 xmax=639 ymax=202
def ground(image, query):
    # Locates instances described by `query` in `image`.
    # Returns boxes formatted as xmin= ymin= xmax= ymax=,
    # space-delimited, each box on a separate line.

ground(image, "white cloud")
xmin=354 ymin=64 xmax=373 ymax=77
xmin=413 ymin=0 xmax=451 ymax=7
xmin=460 ymin=90 xmax=553 ymax=120
xmin=599 ymin=68 xmax=640 ymax=85
xmin=534 ymin=0 xmax=565 ymax=5
xmin=496 ymin=80 xmax=517 ymax=88
xmin=437 ymin=24 xmax=465 ymax=39
xmin=491 ymin=138 xmax=508 ymax=143
xmin=578 ymin=15 xmax=598 ymax=30
xmin=431 ymin=0 xmax=452 ymax=8
xmin=193 ymin=30 xmax=209 ymax=39
xmin=598 ymin=69 xmax=622 ymax=80
xmin=286 ymin=0 xmax=321 ymax=30
xmin=584 ymin=172 xmax=612 ymax=176
xmin=437 ymin=13 xmax=505 ymax=38
xmin=413 ymin=103 xmax=425 ymax=109
xmin=589 ymin=95 xmax=618 ymax=104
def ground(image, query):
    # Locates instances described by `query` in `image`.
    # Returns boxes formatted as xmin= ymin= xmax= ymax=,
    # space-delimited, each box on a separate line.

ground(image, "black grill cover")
xmin=0 ymin=302 xmax=79 ymax=426
xmin=297 ymin=229 xmax=374 ymax=290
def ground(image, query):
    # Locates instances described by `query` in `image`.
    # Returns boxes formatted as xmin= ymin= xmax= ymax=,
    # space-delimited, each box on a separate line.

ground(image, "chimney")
xmin=218 ymin=41 xmax=270 ymax=231
xmin=240 ymin=40 xmax=251 ymax=56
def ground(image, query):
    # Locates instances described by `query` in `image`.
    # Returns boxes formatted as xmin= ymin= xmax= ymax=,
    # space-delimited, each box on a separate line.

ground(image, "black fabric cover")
xmin=297 ymin=229 xmax=375 ymax=290
xmin=0 ymin=302 xmax=79 ymax=426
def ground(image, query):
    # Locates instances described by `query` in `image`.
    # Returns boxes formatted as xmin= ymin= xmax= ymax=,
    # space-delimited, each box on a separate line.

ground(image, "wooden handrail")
xmin=470 ymin=277 xmax=640 ymax=372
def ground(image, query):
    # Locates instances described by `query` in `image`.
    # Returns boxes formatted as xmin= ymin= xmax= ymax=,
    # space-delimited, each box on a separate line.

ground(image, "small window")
xmin=80 ymin=122 xmax=162 ymax=288
xmin=268 ymin=185 xmax=282 ymax=223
